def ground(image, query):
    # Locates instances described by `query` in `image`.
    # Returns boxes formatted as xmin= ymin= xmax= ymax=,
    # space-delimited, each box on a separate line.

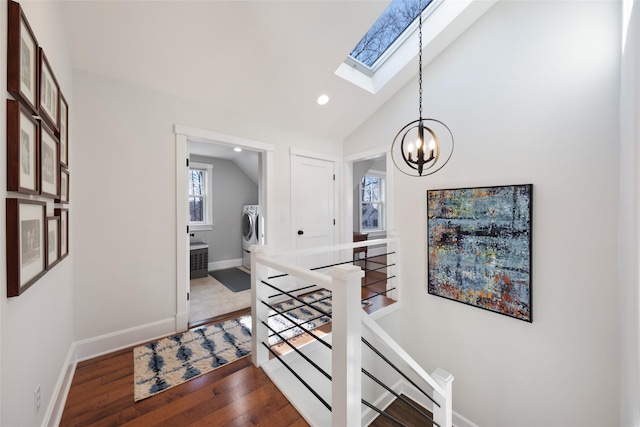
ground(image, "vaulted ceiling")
xmin=59 ymin=1 xmax=410 ymax=142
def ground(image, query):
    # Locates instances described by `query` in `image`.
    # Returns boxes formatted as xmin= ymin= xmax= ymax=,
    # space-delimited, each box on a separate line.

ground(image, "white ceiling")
xmin=189 ymin=140 xmax=261 ymax=184
xmin=59 ymin=0 xmax=412 ymax=142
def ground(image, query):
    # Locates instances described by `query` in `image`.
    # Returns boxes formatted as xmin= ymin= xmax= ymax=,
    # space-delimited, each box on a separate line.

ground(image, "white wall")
xmin=72 ymin=70 xmax=342 ymax=343
xmin=619 ymin=1 xmax=640 ymax=424
xmin=345 ymin=1 xmax=621 ymax=425
xmin=0 ymin=1 xmax=74 ymax=425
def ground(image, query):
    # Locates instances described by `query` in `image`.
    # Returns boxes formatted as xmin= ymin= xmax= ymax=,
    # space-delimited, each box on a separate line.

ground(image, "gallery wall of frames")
xmin=5 ymin=0 xmax=70 ymax=297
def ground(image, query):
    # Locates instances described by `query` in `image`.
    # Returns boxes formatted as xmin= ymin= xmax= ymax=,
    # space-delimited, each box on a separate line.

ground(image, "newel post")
xmin=251 ymin=245 xmax=270 ymax=367
xmin=329 ymin=264 xmax=364 ymax=427
xmin=432 ymin=367 xmax=454 ymax=427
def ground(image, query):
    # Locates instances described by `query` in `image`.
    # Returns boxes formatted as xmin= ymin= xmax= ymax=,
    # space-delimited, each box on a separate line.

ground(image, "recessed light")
xmin=234 ymin=147 xmax=242 ymax=152
xmin=317 ymin=94 xmax=330 ymax=105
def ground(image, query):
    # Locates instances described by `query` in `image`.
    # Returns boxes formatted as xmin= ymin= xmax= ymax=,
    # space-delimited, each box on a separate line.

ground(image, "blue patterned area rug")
xmin=133 ymin=290 xmax=333 ymax=401
xmin=133 ymin=315 xmax=252 ymax=401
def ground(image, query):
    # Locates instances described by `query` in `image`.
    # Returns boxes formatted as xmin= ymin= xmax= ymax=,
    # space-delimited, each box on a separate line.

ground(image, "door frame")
xmin=342 ymin=146 xmax=394 ymax=242
xmin=175 ymin=124 xmax=274 ymax=332
xmin=290 ymin=147 xmax=340 ymax=250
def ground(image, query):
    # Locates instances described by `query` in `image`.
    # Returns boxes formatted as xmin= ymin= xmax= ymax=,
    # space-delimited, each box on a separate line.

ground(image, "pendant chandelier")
xmin=391 ymin=0 xmax=454 ymax=177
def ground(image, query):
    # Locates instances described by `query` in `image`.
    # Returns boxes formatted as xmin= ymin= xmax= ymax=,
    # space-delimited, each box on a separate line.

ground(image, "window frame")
xmin=359 ymin=170 xmax=386 ymax=233
xmin=335 ymin=0 xmax=497 ymax=94
xmin=189 ymin=161 xmax=213 ymax=231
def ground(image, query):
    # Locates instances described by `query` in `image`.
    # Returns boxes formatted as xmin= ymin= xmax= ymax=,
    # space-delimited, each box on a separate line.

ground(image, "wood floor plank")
xmin=61 ymin=268 xmax=392 ymax=426
xmin=188 ymin=380 xmax=305 ymax=427
xmin=59 ymin=334 xmax=307 ymax=427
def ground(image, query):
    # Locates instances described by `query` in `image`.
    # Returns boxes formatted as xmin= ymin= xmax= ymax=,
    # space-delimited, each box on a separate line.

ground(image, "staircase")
xmin=250 ymin=236 xmax=454 ymax=427
xmin=369 ymin=396 xmax=434 ymax=427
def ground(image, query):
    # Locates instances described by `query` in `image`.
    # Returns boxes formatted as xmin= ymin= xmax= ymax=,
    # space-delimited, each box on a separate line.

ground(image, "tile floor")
xmin=189 ymin=268 xmax=251 ymax=325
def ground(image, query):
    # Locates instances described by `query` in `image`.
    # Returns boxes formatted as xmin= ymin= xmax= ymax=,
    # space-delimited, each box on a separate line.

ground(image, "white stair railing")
xmin=250 ymin=238 xmax=453 ymax=427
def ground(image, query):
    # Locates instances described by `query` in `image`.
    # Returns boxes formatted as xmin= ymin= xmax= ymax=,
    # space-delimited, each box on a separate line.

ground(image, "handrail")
xmin=361 ymin=337 xmax=439 ymax=408
xmin=251 ymin=236 xmax=453 ymax=427
xmin=361 ymin=311 xmax=447 ymax=397
xmin=262 ymin=237 xmax=392 ymax=259
xmin=256 ymin=253 xmax=332 ymax=289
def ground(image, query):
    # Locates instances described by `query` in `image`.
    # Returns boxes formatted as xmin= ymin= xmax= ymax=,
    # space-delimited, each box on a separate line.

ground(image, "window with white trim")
xmin=189 ymin=161 xmax=213 ymax=231
xmin=360 ymin=172 xmax=385 ymax=232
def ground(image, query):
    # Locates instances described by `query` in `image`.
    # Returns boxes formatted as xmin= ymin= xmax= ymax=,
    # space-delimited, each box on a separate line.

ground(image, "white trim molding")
xmin=73 ymin=317 xmax=176 ymax=363
xmin=175 ymin=124 xmax=275 ymax=153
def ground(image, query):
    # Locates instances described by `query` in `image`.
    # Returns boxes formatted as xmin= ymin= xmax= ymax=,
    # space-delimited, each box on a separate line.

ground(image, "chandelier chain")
xmin=418 ymin=0 xmax=423 ymax=120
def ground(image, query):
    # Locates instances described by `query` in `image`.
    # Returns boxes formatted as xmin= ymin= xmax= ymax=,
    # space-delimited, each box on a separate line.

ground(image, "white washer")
xmin=242 ymin=205 xmax=259 ymax=269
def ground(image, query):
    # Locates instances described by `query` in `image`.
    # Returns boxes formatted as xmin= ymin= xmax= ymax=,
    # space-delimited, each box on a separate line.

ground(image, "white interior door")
xmin=291 ymin=154 xmax=336 ymax=269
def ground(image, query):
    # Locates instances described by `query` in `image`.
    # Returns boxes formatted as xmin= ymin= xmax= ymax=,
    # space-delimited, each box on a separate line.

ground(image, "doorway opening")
xmin=175 ymin=125 xmax=274 ymax=332
xmin=345 ymin=149 xmax=396 ymax=311
xmin=188 ymin=141 xmax=261 ymax=326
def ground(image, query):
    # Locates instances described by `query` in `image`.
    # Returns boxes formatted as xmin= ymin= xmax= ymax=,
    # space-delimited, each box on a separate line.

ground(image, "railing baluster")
xmin=251 ymin=236 xmax=453 ymax=427
xmin=329 ymin=264 xmax=363 ymax=427
xmin=251 ymin=245 xmax=271 ymax=367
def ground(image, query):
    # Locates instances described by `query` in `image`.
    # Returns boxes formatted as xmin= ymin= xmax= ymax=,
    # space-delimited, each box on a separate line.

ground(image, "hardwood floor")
xmin=60 ymin=266 xmax=395 ymax=426
xmin=60 ymin=312 xmax=309 ymax=427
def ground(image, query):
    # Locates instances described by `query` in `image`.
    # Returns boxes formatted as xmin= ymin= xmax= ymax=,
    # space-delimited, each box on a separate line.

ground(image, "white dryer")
xmin=242 ymin=205 xmax=259 ymax=269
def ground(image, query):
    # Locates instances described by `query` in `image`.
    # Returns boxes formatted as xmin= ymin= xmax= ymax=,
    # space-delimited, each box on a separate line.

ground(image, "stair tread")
xmin=369 ymin=395 xmax=434 ymax=427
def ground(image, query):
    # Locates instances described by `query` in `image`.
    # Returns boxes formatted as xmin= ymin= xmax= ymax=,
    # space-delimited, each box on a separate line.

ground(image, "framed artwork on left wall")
xmin=46 ymin=216 xmax=61 ymax=269
xmin=39 ymin=48 xmax=60 ymax=133
xmin=55 ymin=208 xmax=69 ymax=260
xmin=55 ymin=167 xmax=69 ymax=204
xmin=7 ymin=0 xmax=39 ymax=114
xmin=59 ymin=93 xmax=69 ymax=167
xmin=6 ymin=198 xmax=47 ymax=297
xmin=7 ymin=99 xmax=40 ymax=194
xmin=40 ymin=123 xmax=59 ymax=199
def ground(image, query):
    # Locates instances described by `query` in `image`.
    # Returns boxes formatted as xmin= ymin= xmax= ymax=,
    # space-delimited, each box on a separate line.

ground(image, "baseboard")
xmin=43 ymin=344 xmax=77 ymax=427
xmin=208 ymin=258 xmax=242 ymax=271
xmin=74 ymin=317 xmax=176 ymax=362
xmin=453 ymin=410 xmax=480 ymax=427
xmin=398 ymin=380 xmax=479 ymax=427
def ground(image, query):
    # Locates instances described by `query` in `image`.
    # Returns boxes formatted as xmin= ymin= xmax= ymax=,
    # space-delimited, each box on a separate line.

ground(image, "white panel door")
xmin=291 ymin=155 xmax=336 ymax=268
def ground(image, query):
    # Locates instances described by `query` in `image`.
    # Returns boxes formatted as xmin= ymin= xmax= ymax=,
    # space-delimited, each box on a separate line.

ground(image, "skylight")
xmin=348 ymin=0 xmax=434 ymax=75
xmin=336 ymin=0 xmax=497 ymax=95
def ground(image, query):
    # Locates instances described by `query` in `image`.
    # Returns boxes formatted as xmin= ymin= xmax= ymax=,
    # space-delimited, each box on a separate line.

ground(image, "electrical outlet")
xmin=34 ymin=385 xmax=41 ymax=414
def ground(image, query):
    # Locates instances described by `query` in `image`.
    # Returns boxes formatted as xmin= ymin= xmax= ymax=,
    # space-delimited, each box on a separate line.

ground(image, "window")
xmin=336 ymin=0 xmax=495 ymax=94
xmin=348 ymin=0 xmax=434 ymax=74
xmin=189 ymin=162 xmax=213 ymax=231
xmin=360 ymin=173 xmax=385 ymax=232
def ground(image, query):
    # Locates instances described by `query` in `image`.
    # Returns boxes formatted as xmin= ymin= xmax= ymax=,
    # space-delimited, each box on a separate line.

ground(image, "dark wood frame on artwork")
xmin=55 ymin=167 xmax=69 ymax=204
xmin=38 ymin=48 xmax=60 ymax=134
xmin=39 ymin=122 xmax=59 ymax=199
xmin=7 ymin=198 xmax=47 ymax=297
xmin=55 ymin=208 xmax=69 ymax=260
xmin=46 ymin=215 xmax=61 ymax=269
xmin=7 ymin=99 xmax=40 ymax=194
xmin=59 ymin=93 xmax=69 ymax=167
xmin=7 ymin=0 xmax=39 ymax=115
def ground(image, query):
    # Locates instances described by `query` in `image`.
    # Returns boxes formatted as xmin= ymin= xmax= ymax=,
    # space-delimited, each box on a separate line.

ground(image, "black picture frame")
xmin=427 ymin=184 xmax=533 ymax=322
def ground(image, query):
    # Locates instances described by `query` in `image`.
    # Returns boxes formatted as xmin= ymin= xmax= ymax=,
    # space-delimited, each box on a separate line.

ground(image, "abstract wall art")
xmin=427 ymin=184 xmax=533 ymax=322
